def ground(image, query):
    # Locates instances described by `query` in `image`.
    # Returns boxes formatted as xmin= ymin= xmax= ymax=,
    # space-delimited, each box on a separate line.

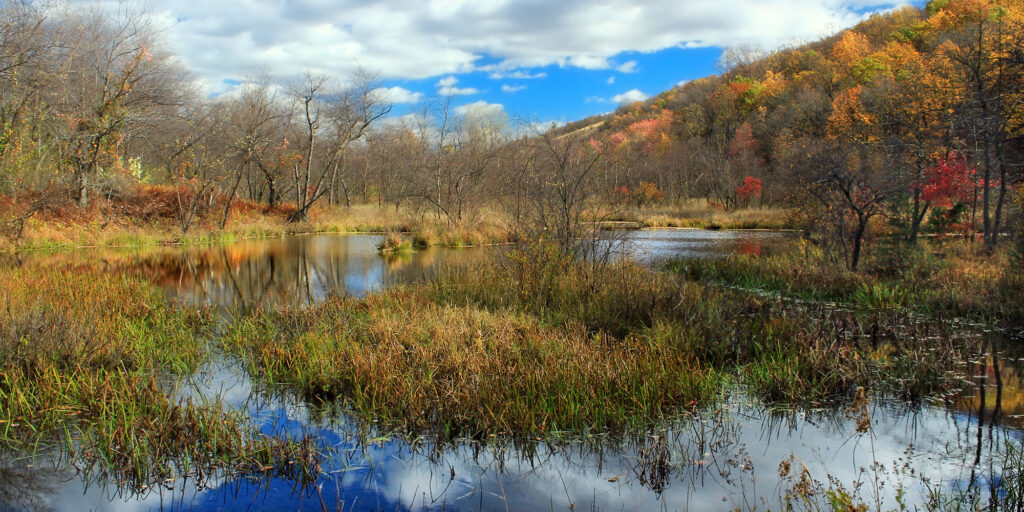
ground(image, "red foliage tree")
xmin=919 ymin=152 xmax=976 ymax=207
xmin=735 ymin=176 xmax=762 ymax=205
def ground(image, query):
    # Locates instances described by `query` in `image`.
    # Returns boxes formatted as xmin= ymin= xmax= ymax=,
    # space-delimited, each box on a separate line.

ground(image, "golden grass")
xmin=0 ymin=265 xmax=319 ymax=490
xmin=591 ymin=199 xmax=794 ymax=230
xmin=225 ymin=289 xmax=722 ymax=437
xmin=221 ymin=244 xmax=975 ymax=439
xmin=4 ymin=201 xmax=519 ymax=253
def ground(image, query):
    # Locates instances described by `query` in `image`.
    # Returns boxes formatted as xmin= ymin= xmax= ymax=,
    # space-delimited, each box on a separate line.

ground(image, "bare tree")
xmin=286 ymin=70 xmax=390 ymax=222
xmin=521 ymin=128 xmax=602 ymax=254
xmin=48 ymin=4 xmax=188 ymax=207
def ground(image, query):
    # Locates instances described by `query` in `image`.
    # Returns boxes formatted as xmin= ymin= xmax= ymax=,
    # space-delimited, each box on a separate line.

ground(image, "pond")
xmin=2 ymin=230 xmax=1019 ymax=511
xmin=110 ymin=229 xmax=793 ymax=309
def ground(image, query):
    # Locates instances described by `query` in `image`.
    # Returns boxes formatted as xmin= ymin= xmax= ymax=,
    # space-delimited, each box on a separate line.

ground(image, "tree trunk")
xmin=76 ymin=171 xmax=88 ymax=208
xmin=850 ymin=219 xmax=866 ymax=272
xmin=221 ymin=168 xmax=245 ymax=230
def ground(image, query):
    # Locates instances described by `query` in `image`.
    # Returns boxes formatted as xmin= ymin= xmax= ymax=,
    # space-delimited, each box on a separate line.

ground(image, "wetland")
xmin=1 ymin=230 xmax=1021 ymax=511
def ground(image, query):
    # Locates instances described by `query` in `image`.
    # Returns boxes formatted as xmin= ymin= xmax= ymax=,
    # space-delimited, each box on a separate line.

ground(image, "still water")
xmin=2 ymin=230 xmax=1019 ymax=511
xmin=132 ymin=229 xmax=792 ymax=309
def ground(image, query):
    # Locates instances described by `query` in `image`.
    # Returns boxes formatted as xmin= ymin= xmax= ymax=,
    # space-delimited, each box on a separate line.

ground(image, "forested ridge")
xmin=561 ymin=0 xmax=1024 ymax=267
xmin=0 ymin=0 xmax=1021 ymax=268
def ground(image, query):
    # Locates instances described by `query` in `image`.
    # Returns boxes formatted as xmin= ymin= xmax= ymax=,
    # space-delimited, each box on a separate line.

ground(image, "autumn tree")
xmin=48 ymin=5 xmax=188 ymax=207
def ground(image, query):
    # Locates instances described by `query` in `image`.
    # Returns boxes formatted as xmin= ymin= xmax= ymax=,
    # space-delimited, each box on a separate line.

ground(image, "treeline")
xmin=575 ymin=0 xmax=1024 ymax=268
xmin=1 ymin=1 xmax=1022 ymax=268
xmin=0 ymin=1 xmax=602 ymax=249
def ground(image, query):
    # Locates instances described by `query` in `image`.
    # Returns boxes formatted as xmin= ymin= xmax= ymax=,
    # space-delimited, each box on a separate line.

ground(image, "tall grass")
xmin=221 ymin=243 xmax=974 ymax=440
xmin=669 ymin=240 xmax=1023 ymax=324
xmin=3 ymin=197 xmax=520 ymax=254
xmin=0 ymin=266 xmax=319 ymax=491
xmin=223 ymin=290 xmax=724 ymax=437
xmin=591 ymin=199 xmax=794 ymax=230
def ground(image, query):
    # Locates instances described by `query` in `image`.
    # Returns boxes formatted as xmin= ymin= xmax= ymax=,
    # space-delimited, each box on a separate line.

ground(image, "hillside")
xmin=551 ymin=0 xmax=1022 ymax=267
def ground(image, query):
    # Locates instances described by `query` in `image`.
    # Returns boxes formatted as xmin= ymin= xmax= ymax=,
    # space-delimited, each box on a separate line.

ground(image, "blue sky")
xmin=375 ymin=45 xmax=724 ymax=123
xmin=78 ymin=0 xmax=919 ymax=124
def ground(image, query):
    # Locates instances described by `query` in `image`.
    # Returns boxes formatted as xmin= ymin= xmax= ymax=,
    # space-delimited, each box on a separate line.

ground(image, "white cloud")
xmin=370 ymin=86 xmax=423 ymax=104
xmin=616 ymin=60 xmax=638 ymax=73
xmin=436 ymin=76 xmax=479 ymax=96
xmin=455 ymin=100 xmax=506 ymax=117
xmin=501 ymin=84 xmax=527 ymax=93
xmin=67 ymin=0 xmax=907 ymax=92
xmin=612 ymin=89 xmax=648 ymax=105
xmin=489 ymin=70 xmax=548 ymax=80
xmin=606 ymin=76 xmax=616 ymax=85
xmin=676 ymin=79 xmax=691 ymax=87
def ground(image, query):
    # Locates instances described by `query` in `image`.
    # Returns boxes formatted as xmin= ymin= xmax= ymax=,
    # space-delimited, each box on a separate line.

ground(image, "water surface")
xmin=4 ymin=230 xmax=1020 ymax=511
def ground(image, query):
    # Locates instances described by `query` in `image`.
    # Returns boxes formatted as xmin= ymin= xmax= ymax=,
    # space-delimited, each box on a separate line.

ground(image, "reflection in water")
xmin=4 ymin=342 xmax=1021 ymax=512
xmin=613 ymin=228 xmax=793 ymax=265
xmin=119 ymin=231 xmax=792 ymax=309
xmin=128 ymin=235 xmax=491 ymax=310
xmin=4 ymin=231 xmax=1023 ymax=511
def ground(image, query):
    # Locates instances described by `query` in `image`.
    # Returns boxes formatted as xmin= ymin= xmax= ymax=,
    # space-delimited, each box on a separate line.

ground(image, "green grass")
xmin=218 ymin=242 xmax=975 ymax=440
xmin=668 ymin=240 xmax=1024 ymax=324
xmin=0 ymin=266 xmax=320 ymax=491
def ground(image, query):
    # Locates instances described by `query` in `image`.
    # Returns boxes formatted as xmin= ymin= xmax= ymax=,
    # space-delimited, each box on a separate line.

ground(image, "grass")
xmin=223 ymin=290 xmax=724 ymax=437
xmin=668 ymin=239 xmax=1024 ymax=325
xmin=590 ymin=199 xmax=794 ymax=230
xmin=0 ymin=265 xmax=320 ymax=491
xmin=2 ymin=197 xmax=520 ymax=255
xmin=219 ymin=242 xmax=975 ymax=441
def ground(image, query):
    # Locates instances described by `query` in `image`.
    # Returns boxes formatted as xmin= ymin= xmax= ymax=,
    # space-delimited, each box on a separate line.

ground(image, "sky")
xmin=83 ymin=0 xmax=918 ymax=125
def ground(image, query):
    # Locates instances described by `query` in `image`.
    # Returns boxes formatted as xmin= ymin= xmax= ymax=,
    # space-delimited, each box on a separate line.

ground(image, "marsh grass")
xmin=223 ymin=291 xmax=724 ymax=438
xmin=592 ymin=200 xmax=794 ymax=230
xmin=0 ymin=266 xmax=320 ymax=491
xmin=4 ymin=201 xmax=519 ymax=255
xmin=669 ymin=240 xmax=1024 ymax=324
xmin=221 ymin=242 xmax=975 ymax=441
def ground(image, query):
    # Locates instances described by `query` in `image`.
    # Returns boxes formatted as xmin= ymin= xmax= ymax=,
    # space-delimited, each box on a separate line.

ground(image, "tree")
xmin=48 ymin=5 xmax=188 ymax=207
xmin=521 ymin=129 xmax=602 ymax=254
xmin=286 ymin=71 xmax=390 ymax=222
xmin=791 ymin=139 xmax=890 ymax=271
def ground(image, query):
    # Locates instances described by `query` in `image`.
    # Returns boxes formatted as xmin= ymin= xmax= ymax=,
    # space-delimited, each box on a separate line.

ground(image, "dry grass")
xmin=671 ymin=239 xmax=1024 ymax=324
xmin=592 ymin=199 xmax=794 ymax=230
xmin=221 ymin=244 xmax=975 ymax=439
xmin=224 ymin=289 xmax=722 ymax=437
xmin=2 ymin=193 xmax=519 ymax=253
xmin=0 ymin=265 xmax=320 ymax=491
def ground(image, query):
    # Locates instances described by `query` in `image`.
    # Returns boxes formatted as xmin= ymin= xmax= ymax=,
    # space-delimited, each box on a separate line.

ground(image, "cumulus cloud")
xmin=612 ymin=89 xmax=648 ymax=105
xmin=68 ymin=0 xmax=905 ymax=92
xmin=437 ymin=76 xmax=479 ymax=96
xmin=370 ymin=86 xmax=423 ymax=104
xmin=616 ymin=60 xmax=638 ymax=73
xmin=501 ymin=84 xmax=526 ymax=93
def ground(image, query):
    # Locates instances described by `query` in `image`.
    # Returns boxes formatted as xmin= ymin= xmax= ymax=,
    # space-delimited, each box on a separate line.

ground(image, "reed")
xmin=221 ymin=243 xmax=974 ymax=439
xmin=669 ymin=240 xmax=1023 ymax=324
xmin=0 ymin=266 xmax=319 ymax=491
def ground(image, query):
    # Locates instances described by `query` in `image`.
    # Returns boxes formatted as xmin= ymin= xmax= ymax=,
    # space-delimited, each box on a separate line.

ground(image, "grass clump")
xmin=223 ymin=290 xmax=723 ymax=437
xmin=0 ymin=266 xmax=320 ymax=491
xmin=376 ymin=232 xmax=412 ymax=254
xmin=221 ymin=242 xmax=973 ymax=439
xmin=669 ymin=240 xmax=1023 ymax=324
